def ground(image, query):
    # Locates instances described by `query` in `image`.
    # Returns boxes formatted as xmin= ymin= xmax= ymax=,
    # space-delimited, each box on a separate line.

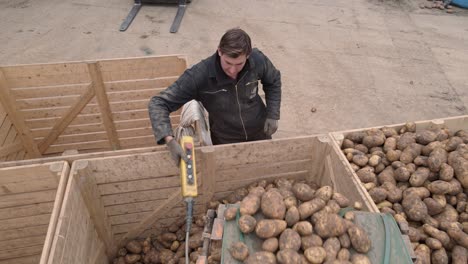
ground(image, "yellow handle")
xmin=180 ymin=136 xmax=198 ymax=197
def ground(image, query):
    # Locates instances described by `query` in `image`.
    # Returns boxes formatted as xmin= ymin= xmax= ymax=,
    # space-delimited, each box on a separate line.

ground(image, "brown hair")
xmin=218 ymin=28 xmax=252 ymax=58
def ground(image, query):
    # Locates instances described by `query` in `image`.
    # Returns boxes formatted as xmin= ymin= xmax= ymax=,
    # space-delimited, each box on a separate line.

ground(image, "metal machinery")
xmin=120 ymin=0 xmax=191 ymax=33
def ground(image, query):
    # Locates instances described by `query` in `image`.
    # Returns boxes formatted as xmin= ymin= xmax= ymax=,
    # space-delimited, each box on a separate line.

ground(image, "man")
xmin=148 ymin=28 xmax=281 ymax=164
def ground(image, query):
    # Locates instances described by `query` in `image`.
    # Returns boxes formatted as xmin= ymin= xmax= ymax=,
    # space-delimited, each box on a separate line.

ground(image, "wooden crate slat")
xmin=108 ymin=99 xmax=149 ymax=112
xmin=0 ymin=190 xmax=57 ymax=209
xmin=101 ymin=187 xmax=180 ymax=206
xmin=0 ymin=225 xmax=49 ymax=241
xmin=0 ymin=235 xmax=46 ymax=251
xmin=0 ymin=165 xmax=58 ymax=184
xmin=1 ymin=63 xmax=90 ymax=88
xmin=0 ymin=117 xmax=13 ymax=146
xmin=98 ymin=175 xmax=180 ymax=195
xmin=106 ymin=87 xmax=165 ymax=102
xmin=0 ymin=246 xmax=42 ymax=263
xmin=0 ymin=176 xmax=59 ymax=195
xmin=25 ymin=113 xmax=103 ymax=130
xmin=50 ymin=131 xmax=108 ymax=145
xmin=44 ymin=140 xmax=110 ymax=155
xmin=0 ymin=202 xmax=54 ymax=220
xmin=11 ymin=83 xmax=89 ymax=99
xmin=110 ymin=109 xmax=148 ymax=121
xmin=31 ymin=123 xmax=106 ymax=138
xmin=0 ymin=213 xmax=51 ymax=231
xmin=105 ymin=76 xmax=177 ymax=92
xmin=16 ymin=95 xmax=82 ymax=110
xmin=98 ymin=56 xmax=187 ymax=82
xmin=21 ymin=103 xmax=101 ymax=120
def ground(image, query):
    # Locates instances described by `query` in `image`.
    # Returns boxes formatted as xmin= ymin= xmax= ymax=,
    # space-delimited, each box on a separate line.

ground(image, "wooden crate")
xmin=0 ymin=161 xmax=70 ymax=264
xmin=329 ymin=115 xmax=468 ymax=212
xmin=0 ymin=55 xmax=187 ymax=162
xmin=48 ymin=135 xmax=377 ymax=263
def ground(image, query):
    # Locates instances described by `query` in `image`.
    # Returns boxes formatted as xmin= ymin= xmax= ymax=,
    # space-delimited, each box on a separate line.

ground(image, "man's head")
xmin=217 ymin=28 xmax=252 ymax=79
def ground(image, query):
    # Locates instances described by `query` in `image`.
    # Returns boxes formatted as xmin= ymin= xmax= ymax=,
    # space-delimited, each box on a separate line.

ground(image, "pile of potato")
xmin=112 ymin=178 xmax=372 ymax=264
xmin=112 ymin=215 xmax=222 ymax=264
xmin=341 ymin=123 xmax=468 ymax=264
xmin=224 ymin=179 xmax=372 ymax=264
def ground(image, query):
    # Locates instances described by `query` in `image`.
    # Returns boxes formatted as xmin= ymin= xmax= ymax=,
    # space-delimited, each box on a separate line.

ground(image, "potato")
xmin=431 ymin=248 xmax=448 ymax=264
xmin=262 ymin=238 xmax=279 ymax=252
xmin=353 ymin=201 xmax=363 ymax=210
xmin=368 ymin=155 xmax=381 ymax=167
xmin=402 ymin=194 xmax=428 ymax=221
xmin=277 ymin=249 xmax=301 ymax=264
xmin=427 ymin=181 xmax=451 ymax=195
xmin=350 ymin=254 xmax=371 ymax=264
xmin=408 ymin=167 xmax=429 ymax=187
xmin=375 ymin=163 xmax=386 ymax=173
xmin=327 ymin=200 xmax=342 ymax=214
xmin=381 ymin=182 xmax=402 ymax=203
xmin=284 ymin=196 xmax=298 ymax=209
xmin=285 ymin=206 xmax=300 ymax=227
xmin=438 ymin=163 xmax=454 ymax=181
xmin=386 ymin=149 xmax=402 ymax=162
xmin=400 ymin=143 xmax=422 ymax=164
xmin=188 ymin=231 xmax=204 ymax=249
xmin=446 ymin=136 xmax=464 ymax=152
xmin=414 ymin=156 xmax=428 ymax=167
xmin=345 ymin=131 xmax=366 ymax=143
xmin=315 ymin=186 xmax=333 ymax=202
xmin=368 ymin=187 xmax=388 ymax=203
xmin=275 ymin=178 xmax=293 ymax=190
xmin=414 ymin=244 xmax=431 ymax=264
xmin=422 ymin=215 xmax=439 ymax=228
xmin=353 ymin=154 xmax=369 ymax=167
xmin=403 ymin=187 xmax=430 ymax=200
xmin=250 ymin=186 xmax=266 ymax=197
xmin=278 ymin=228 xmax=301 ymax=251
xmin=423 ymin=198 xmax=445 ymax=216
xmin=298 ymin=198 xmax=326 ymax=220
xmin=338 ymin=233 xmax=351 ymax=249
xmin=394 ymin=166 xmax=411 ymax=182
xmin=363 ymin=128 xmax=386 ymax=148
xmin=292 ymin=221 xmax=313 ymax=236
xmin=245 ymin=251 xmax=276 ymax=264
xmin=383 ymin=137 xmax=397 ymax=152
xmin=408 ymin=226 xmax=424 ymax=242
xmin=342 ymin=139 xmax=355 ymax=149
xmin=428 ymin=148 xmax=448 ymax=172
xmin=447 ymin=227 xmax=468 ymax=248
xmin=333 ymin=192 xmax=350 ymax=208
xmin=229 ymin=241 xmax=249 ymax=261
xmin=315 ymin=213 xmax=349 ymax=238
xmin=301 ymin=234 xmax=323 ymax=250
xmin=451 ymin=245 xmax=468 ymax=264
xmin=323 ymin=237 xmax=341 ymax=261
xmin=356 ymin=167 xmax=376 ymax=183
xmin=422 ymin=224 xmax=450 ymax=248
xmin=126 ymin=240 xmax=142 ymax=254
xmin=350 ymin=163 xmax=360 ymax=172
xmin=124 ymin=254 xmax=141 ymax=264
xmin=425 ymin=237 xmax=442 ymax=250
xmin=397 ymin=132 xmax=416 ymax=150
xmin=304 ymin=246 xmax=327 ymax=264
xmin=224 ymin=207 xmax=238 ymax=221
xmin=292 ymin=182 xmax=315 ymax=202
xmin=377 ymin=166 xmax=396 ymax=185
xmin=347 ymin=225 xmax=371 ymax=253
xmin=450 ymin=155 xmax=468 ymax=189
xmin=337 ymin=248 xmax=350 ymax=261
xmin=415 ymin=130 xmax=437 ymax=145
xmin=261 ymin=189 xmax=286 ymax=219
xmin=239 ymin=215 xmax=257 ymax=233
xmin=255 ymin=219 xmax=287 ymax=239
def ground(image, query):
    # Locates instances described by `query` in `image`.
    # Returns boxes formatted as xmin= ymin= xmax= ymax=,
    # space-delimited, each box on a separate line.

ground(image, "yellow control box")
xmin=180 ymin=136 xmax=198 ymax=197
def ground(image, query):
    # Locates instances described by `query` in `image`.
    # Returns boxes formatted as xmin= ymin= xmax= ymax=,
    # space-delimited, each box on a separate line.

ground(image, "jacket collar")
xmin=207 ymin=51 xmax=255 ymax=84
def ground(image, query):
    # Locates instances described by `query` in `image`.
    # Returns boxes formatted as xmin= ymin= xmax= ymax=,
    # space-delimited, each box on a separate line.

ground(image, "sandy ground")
xmin=0 ymin=0 xmax=467 ymax=138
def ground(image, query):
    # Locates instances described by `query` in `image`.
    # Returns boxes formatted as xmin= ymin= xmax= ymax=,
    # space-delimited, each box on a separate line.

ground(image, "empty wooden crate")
xmin=0 ymin=161 xmax=70 ymax=264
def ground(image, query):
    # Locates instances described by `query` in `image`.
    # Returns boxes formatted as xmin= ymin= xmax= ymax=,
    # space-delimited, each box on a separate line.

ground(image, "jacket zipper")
xmin=235 ymin=71 xmax=249 ymax=140
xmin=202 ymin=89 xmax=227 ymax=94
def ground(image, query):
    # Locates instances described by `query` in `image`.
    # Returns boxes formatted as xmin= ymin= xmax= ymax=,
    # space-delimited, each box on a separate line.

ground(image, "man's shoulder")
xmin=187 ymin=53 xmax=215 ymax=76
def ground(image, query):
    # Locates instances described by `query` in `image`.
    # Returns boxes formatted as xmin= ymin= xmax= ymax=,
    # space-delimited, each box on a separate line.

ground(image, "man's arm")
xmin=148 ymin=67 xmax=200 ymax=144
xmin=258 ymin=50 xmax=282 ymax=120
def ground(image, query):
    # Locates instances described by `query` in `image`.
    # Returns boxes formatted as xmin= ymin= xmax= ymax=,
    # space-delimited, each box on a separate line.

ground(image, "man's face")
xmin=218 ymin=49 xmax=248 ymax=80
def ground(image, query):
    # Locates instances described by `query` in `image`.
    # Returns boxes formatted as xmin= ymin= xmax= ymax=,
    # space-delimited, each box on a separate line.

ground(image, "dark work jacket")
xmin=148 ymin=48 xmax=281 ymax=145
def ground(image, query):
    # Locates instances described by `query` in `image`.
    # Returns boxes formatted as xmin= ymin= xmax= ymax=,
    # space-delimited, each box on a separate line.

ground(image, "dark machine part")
xmin=120 ymin=0 xmax=190 ymax=33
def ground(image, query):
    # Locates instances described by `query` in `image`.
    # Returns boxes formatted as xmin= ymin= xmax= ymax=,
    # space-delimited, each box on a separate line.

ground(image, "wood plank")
xmin=37 ymin=84 xmax=95 ymax=154
xmin=101 ymin=187 xmax=181 ymax=206
xmin=98 ymin=56 xmax=187 ymax=82
xmin=44 ymin=140 xmax=110 ymax=155
xmin=0 ymin=235 xmax=45 ymax=251
xmin=0 ymin=190 xmax=56 ymax=209
xmin=48 ymin=131 xmax=108 ymax=145
xmin=106 ymin=87 xmax=165 ymax=102
xmin=32 ymin=123 xmax=105 ymax=138
xmin=199 ymin=147 xmax=215 ymax=212
xmin=217 ymin=159 xmax=311 ymax=182
xmin=105 ymin=76 xmax=177 ymax=92
xmin=0 ymin=176 xmax=58 ymax=195
xmin=0 ymin=165 xmax=57 ymax=184
xmin=97 ymin=175 xmax=180 ymax=195
xmin=0 ymin=117 xmax=12 ymax=146
xmin=16 ymin=95 xmax=82 ymax=110
xmin=11 ymin=83 xmax=89 ymax=99
xmin=110 ymin=109 xmax=149 ymax=121
xmin=88 ymin=62 xmax=120 ymax=150
xmin=117 ymin=189 xmax=182 ymax=248
xmin=89 ymin=152 xmax=177 ymax=184
xmin=22 ymin=104 xmax=100 ymax=120
xmin=3 ymin=128 xmax=18 ymax=161
xmin=0 ymin=246 xmax=42 ymax=262
xmin=25 ymin=114 xmax=103 ymax=130
xmin=1 ymin=62 xmax=89 ymax=88
xmin=0 ymin=254 xmax=40 ymax=264
xmin=0 ymin=214 xmax=51 ymax=231
xmin=108 ymin=99 xmax=150 ymax=112
xmin=0 ymin=202 xmax=54 ymax=220
xmin=213 ymin=136 xmax=317 ymax=170
xmin=114 ymin=117 xmax=180 ymax=130
xmin=0 ymin=225 xmax=48 ymax=241
xmin=119 ymin=135 xmax=159 ymax=149
xmin=75 ymin=162 xmax=115 ymax=258
xmin=0 ymin=142 xmax=23 ymax=158
xmin=0 ymin=70 xmax=41 ymax=158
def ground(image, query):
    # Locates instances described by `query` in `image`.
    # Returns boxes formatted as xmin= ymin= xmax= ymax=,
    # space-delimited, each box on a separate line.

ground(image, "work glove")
xmin=264 ymin=118 xmax=279 ymax=137
xmin=166 ymin=139 xmax=190 ymax=166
